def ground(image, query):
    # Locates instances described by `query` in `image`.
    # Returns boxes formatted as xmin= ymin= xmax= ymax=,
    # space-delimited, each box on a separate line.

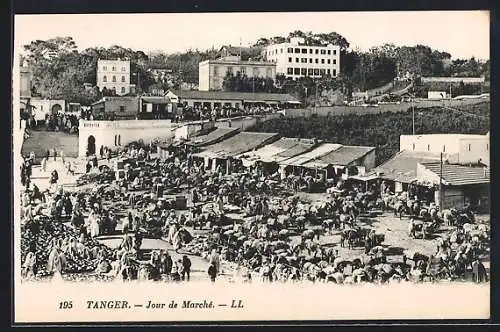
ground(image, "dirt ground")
xmin=26 ymin=161 xmax=490 ymax=280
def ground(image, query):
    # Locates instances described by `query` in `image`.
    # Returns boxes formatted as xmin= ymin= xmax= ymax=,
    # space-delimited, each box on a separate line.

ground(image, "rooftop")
xmin=188 ymin=127 xmax=240 ymax=147
xmin=169 ymin=90 xmax=299 ymax=103
xmin=401 ymin=133 xmax=489 ymax=140
xmin=195 ymin=132 xmax=280 ymax=158
xmin=303 ymin=145 xmax=375 ymax=168
xmin=373 ymin=150 xmax=442 ymax=183
xmin=420 ymin=162 xmax=490 ymax=186
xmin=281 ymin=143 xmax=343 ymax=166
xmin=238 ymin=137 xmax=321 ymax=163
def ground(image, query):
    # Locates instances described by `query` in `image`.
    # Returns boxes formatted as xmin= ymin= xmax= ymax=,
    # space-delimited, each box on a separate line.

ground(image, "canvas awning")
xmin=285 ymin=101 xmax=302 ymax=104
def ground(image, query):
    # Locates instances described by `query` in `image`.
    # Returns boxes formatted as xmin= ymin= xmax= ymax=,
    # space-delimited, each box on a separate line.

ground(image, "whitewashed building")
xmin=264 ymin=37 xmax=340 ymax=80
xmin=400 ymin=133 xmax=490 ymax=166
xmin=198 ymin=56 xmax=276 ymax=91
xmin=96 ymin=59 xmax=133 ymax=96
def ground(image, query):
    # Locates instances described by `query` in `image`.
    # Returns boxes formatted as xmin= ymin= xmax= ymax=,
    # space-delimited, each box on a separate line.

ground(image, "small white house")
xmin=427 ymin=91 xmax=447 ymax=100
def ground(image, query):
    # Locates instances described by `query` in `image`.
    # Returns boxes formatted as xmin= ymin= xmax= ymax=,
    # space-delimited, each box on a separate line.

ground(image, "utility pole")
xmin=439 ymin=152 xmax=444 ymax=211
xmin=314 ymin=79 xmax=317 ymax=113
xmin=412 ymin=97 xmax=415 ymax=136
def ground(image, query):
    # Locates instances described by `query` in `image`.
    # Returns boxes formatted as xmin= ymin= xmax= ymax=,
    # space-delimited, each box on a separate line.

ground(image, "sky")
xmin=14 ymin=11 xmax=490 ymax=60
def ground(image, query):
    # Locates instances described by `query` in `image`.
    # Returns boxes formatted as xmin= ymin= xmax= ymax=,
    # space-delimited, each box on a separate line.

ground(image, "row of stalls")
xmin=184 ymin=127 xmax=378 ymax=188
xmin=353 ymin=150 xmax=490 ymax=212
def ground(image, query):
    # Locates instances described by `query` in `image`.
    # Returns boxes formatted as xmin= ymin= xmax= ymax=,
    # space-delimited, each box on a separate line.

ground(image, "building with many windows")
xmin=264 ymin=37 xmax=340 ymax=80
xmin=199 ymin=55 xmax=276 ymax=91
xmin=96 ymin=59 xmax=132 ymax=96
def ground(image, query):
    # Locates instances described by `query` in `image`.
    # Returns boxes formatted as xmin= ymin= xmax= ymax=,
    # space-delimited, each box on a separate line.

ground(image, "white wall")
xmin=458 ymin=137 xmax=490 ymax=165
xmin=30 ymin=99 xmax=66 ymax=121
xmin=198 ymin=61 xmax=210 ymax=91
xmin=78 ymin=120 xmax=176 ymax=156
xmin=400 ymin=134 xmax=489 ymax=165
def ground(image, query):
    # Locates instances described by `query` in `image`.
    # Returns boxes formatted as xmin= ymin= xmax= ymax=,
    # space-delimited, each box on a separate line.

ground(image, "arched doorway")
xmin=51 ymin=103 xmax=62 ymax=114
xmin=87 ymin=135 xmax=96 ymax=156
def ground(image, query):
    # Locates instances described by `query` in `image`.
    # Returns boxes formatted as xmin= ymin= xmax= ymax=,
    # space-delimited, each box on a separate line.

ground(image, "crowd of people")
xmin=19 ymin=139 xmax=490 ymax=284
xmin=181 ymin=104 xmax=281 ymax=122
xmin=25 ymin=111 xmax=79 ymax=133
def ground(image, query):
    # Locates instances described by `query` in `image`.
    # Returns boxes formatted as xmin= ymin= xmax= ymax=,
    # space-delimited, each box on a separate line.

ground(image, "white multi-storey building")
xmin=199 ymin=55 xmax=276 ymax=91
xmin=96 ymin=59 xmax=132 ymax=96
xmin=264 ymin=37 xmax=340 ymax=80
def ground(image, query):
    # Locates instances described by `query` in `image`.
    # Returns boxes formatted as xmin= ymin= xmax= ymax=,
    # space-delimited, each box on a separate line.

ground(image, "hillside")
xmin=249 ymin=105 xmax=490 ymax=165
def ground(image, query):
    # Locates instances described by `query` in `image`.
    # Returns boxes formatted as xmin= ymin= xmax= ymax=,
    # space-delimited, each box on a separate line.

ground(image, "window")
xmin=321 ymin=59 xmax=325 ymax=64
xmin=118 ymin=135 xmax=121 ymax=146
xmin=253 ymin=67 xmax=260 ymax=76
xmin=213 ymin=66 xmax=219 ymax=76
xmin=103 ymin=66 xmax=107 ymax=71
xmin=266 ymin=68 xmax=272 ymax=77
xmin=315 ymin=49 xmax=319 ymax=54
xmin=227 ymin=67 xmax=233 ymax=74
xmin=294 ymin=48 xmax=300 ymax=53
xmin=301 ymin=68 xmax=307 ymax=75
xmin=309 ymin=49 xmax=313 ymax=54
xmin=327 ymin=59 xmax=331 ymax=64
xmin=295 ymin=58 xmax=299 ymax=63
xmin=320 ymin=69 xmax=326 ymax=75
xmin=315 ymin=59 xmax=319 ymax=63
xmin=333 ymin=59 xmax=337 ymax=65
xmin=487 ymin=144 xmax=489 ymax=151
xmin=103 ymin=75 xmax=107 ymax=82
xmin=321 ymin=50 xmax=326 ymax=55
xmin=294 ymin=68 xmax=300 ymax=75
xmin=121 ymin=87 xmax=125 ymax=94
xmin=327 ymin=50 xmax=331 ymax=55
xmin=121 ymin=76 xmax=126 ymax=82
xmin=309 ymin=58 xmax=313 ymax=63
xmin=288 ymin=57 xmax=292 ymax=62
xmin=112 ymin=76 xmax=116 ymax=82
xmin=301 ymin=58 xmax=307 ymax=63
xmin=413 ymin=143 xmax=415 ymax=150
xmin=114 ymin=135 xmax=117 ymax=146
xmin=333 ymin=69 xmax=337 ymax=76
xmin=122 ymin=67 xmax=126 ymax=72
xmin=468 ymin=144 xmax=471 ymax=151
xmin=287 ymin=68 xmax=293 ymax=75
xmin=280 ymin=48 xmax=283 ymax=53
xmin=240 ymin=67 xmax=246 ymax=75
xmin=327 ymin=69 xmax=331 ymax=75
xmin=119 ymin=105 xmax=126 ymax=112
xmin=301 ymin=48 xmax=307 ymax=54
xmin=308 ymin=68 xmax=313 ymax=75
xmin=313 ymin=69 xmax=319 ymax=75
xmin=287 ymin=48 xmax=293 ymax=53
xmin=443 ymin=145 xmax=446 ymax=152
xmin=427 ymin=144 xmax=430 ymax=151
xmin=333 ymin=50 xmax=337 ymax=55
xmin=112 ymin=66 xmax=116 ymax=71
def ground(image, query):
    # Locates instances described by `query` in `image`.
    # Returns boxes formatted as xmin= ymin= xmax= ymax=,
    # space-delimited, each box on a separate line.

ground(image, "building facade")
xmin=30 ymin=98 xmax=66 ymax=122
xmin=199 ymin=56 xmax=276 ymax=91
xmin=90 ymin=96 xmax=140 ymax=120
xmin=264 ymin=37 xmax=341 ymax=80
xmin=166 ymin=90 xmax=299 ymax=109
xmin=96 ymin=59 xmax=132 ymax=96
xmin=399 ymin=133 xmax=490 ymax=166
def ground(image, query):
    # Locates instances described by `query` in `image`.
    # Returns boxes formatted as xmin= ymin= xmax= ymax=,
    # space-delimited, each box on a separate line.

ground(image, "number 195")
xmin=59 ymin=301 xmax=73 ymax=309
